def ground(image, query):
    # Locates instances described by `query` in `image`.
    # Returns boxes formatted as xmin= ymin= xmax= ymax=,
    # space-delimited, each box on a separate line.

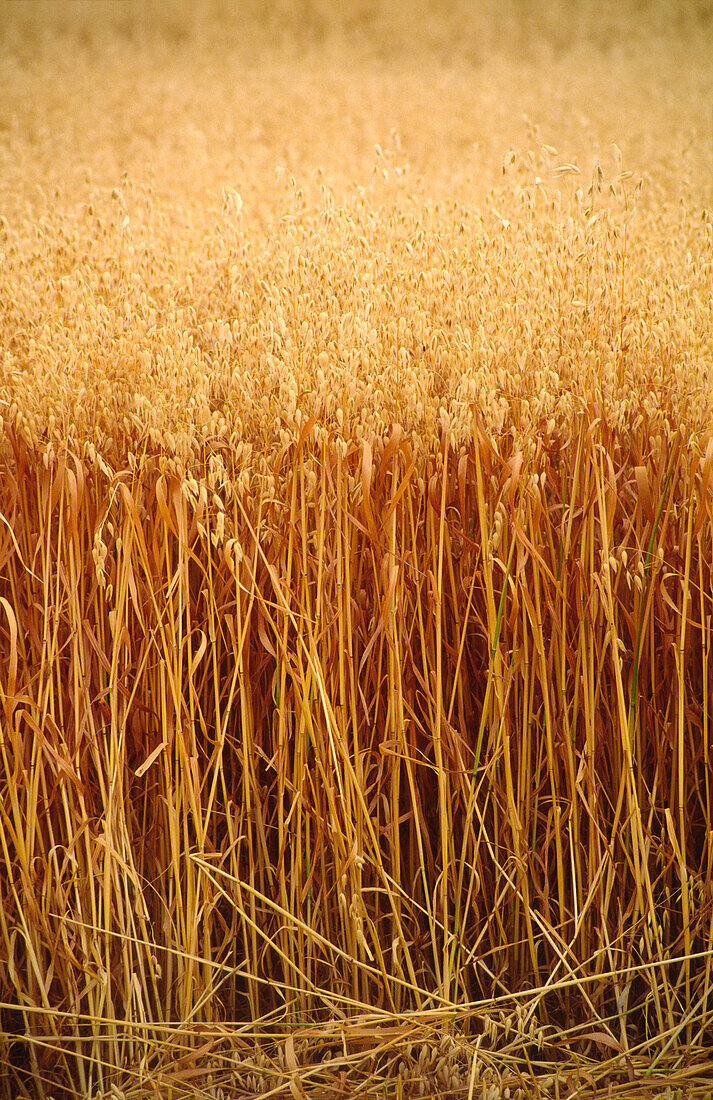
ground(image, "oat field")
xmin=1 ymin=2 xmax=713 ymax=1097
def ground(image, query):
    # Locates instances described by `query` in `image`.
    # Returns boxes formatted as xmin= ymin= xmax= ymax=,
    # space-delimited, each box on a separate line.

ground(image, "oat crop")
xmin=1 ymin=3 xmax=713 ymax=1098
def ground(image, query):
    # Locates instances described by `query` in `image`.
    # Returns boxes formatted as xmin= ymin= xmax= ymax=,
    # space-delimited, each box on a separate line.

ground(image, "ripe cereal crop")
xmin=1 ymin=3 xmax=713 ymax=1097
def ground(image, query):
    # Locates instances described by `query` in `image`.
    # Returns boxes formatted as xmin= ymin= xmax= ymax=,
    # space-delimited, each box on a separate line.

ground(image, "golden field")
xmin=1 ymin=2 xmax=713 ymax=1097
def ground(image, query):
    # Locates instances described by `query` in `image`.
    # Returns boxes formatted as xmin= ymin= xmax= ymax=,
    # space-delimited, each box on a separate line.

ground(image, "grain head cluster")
xmin=1 ymin=4 xmax=713 ymax=1098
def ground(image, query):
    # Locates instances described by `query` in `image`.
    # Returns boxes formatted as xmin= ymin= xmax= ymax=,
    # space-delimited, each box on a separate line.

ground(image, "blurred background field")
xmin=1 ymin=3 xmax=713 ymax=1098
xmin=1 ymin=0 xmax=712 ymax=228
